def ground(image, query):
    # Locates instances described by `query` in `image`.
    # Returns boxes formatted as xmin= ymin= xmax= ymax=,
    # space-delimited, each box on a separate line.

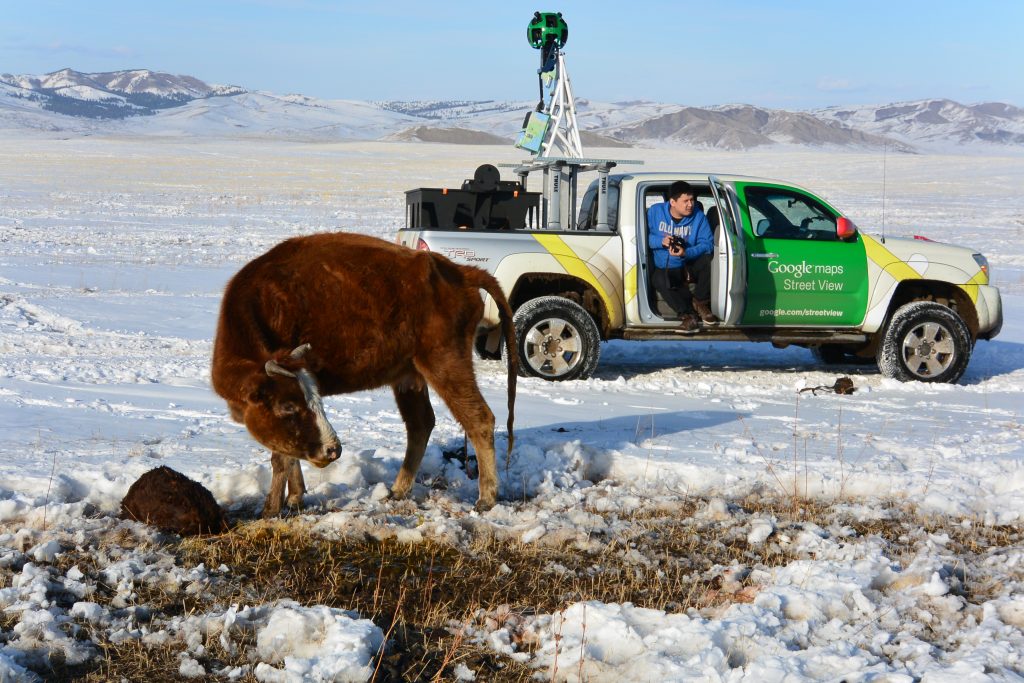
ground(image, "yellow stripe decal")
xmin=862 ymin=234 xmax=921 ymax=282
xmin=533 ymin=234 xmax=615 ymax=317
xmin=962 ymin=270 xmax=985 ymax=304
xmin=624 ymin=264 xmax=637 ymax=305
xmin=863 ymin=234 xmax=982 ymax=304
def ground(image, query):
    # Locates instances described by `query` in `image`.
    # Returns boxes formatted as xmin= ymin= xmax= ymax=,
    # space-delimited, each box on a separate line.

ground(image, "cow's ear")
xmin=241 ymin=376 xmax=271 ymax=405
xmin=272 ymin=399 xmax=302 ymax=418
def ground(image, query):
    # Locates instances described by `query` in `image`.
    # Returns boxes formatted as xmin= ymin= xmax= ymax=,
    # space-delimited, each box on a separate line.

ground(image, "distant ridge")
xmin=609 ymin=105 xmax=912 ymax=151
xmin=814 ymin=99 xmax=1024 ymax=146
xmin=2 ymin=68 xmax=1022 ymax=151
xmin=385 ymin=126 xmax=509 ymax=145
xmin=0 ymin=68 xmax=242 ymax=119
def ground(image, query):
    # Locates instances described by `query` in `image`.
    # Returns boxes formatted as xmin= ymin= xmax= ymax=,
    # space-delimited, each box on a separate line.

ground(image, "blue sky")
xmin=2 ymin=0 xmax=1021 ymax=109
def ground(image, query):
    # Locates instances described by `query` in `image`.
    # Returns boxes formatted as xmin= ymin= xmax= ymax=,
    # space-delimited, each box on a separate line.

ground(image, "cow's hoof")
xmin=474 ymin=498 xmax=496 ymax=513
xmin=261 ymin=507 xmax=281 ymax=519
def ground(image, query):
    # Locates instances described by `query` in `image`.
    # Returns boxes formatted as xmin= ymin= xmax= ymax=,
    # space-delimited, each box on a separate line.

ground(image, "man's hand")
xmin=667 ymin=235 xmax=686 ymax=257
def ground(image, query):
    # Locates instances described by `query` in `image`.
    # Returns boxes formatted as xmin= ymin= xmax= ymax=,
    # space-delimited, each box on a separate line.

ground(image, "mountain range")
xmin=2 ymin=68 xmax=1022 ymax=152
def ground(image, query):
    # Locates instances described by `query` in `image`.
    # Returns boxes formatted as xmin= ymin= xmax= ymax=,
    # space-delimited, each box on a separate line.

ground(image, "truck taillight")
xmin=416 ymin=238 xmax=430 ymax=251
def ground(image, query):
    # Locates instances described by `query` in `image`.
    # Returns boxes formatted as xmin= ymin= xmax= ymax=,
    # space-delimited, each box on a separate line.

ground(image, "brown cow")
xmin=211 ymin=232 xmax=517 ymax=517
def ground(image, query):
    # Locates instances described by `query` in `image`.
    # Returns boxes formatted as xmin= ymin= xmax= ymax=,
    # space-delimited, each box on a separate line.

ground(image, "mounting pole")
xmin=538 ymin=52 xmax=584 ymax=159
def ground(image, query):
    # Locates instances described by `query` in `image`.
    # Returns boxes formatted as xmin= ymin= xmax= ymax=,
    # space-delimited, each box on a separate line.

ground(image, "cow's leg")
xmin=263 ymin=452 xmax=289 ymax=518
xmin=416 ymin=359 xmax=497 ymax=511
xmin=390 ymin=379 xmax=435 ymax=501
xmin=285 ymin=457 xmax=306 ymax=510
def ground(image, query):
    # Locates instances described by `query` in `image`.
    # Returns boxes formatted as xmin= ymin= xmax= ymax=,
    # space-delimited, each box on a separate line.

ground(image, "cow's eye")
xmin=273 ymin=401 xmax=302 ymax=418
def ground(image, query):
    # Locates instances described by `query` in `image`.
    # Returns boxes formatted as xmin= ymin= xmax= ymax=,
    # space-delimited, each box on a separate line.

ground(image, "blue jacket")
xmin=647 ymin=201 xmax=713 ymax=269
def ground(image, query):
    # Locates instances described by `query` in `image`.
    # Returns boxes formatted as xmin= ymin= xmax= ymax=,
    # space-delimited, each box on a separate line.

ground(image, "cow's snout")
xmin=324 ymin=442 xmax=341 ymax=462
xmin=309 ymin=442 xmax=341 ymax=468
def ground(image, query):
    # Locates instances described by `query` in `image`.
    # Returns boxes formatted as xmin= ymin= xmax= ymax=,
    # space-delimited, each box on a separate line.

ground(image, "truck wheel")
xmin=512 ymin=296 xmax=600 ymax=381
xmin=877 ymin=301 xmax=972 ymax=383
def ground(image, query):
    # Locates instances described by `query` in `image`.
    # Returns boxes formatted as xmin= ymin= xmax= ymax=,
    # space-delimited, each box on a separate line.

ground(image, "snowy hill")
xmin=815 ymin=99 xmax=1024 ymax=147
xmin=377 ymin=99 xmax=526 ymax=121
xmin=382 ymin=98 xmax=696 ymax=141
xmin=383 ymin=125 xmax=510 ymax=145
xmin=0 ymin=80 xmax=78 ymax=133
xmin=0 ymin=68 xmax=243 ymax=119
xmin=1 ymin=68 xmax=1022 ymax=151
xmin=117 ymin=91 xmax=420 ymax=140
xmin=607 ymin=104 xmax=913 ymax=151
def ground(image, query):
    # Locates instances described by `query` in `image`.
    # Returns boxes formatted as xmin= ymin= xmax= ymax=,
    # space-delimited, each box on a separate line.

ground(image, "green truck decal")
xmin=735 ymin=181 xmax=869 ymax=327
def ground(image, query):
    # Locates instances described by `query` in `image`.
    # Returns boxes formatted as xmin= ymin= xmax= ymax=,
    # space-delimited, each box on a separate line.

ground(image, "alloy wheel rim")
xmin=901 ymin=321 xmax=955 ymax=378
xmin=524 ymin=317 xmax=582 ymax=377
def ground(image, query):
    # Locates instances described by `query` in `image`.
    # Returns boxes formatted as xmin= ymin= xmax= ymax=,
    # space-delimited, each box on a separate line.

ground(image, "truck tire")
xmin=877 ymin=301 xmax=972 ymax=383
xmin=511 ymin=296 xmax=600 ymax=381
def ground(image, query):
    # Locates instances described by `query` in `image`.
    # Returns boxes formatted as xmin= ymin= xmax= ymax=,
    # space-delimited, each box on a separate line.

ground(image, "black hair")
xmin=668 ymin=180 xmax=695 ymax=200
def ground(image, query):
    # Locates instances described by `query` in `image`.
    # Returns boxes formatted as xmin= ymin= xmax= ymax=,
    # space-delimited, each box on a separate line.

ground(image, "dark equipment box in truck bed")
xmin=404 ymin=164 xmax=541 ymax=231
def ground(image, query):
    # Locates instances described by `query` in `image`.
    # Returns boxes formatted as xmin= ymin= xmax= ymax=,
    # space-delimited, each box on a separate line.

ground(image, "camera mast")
xmin=515 ymin=12 xmax=583 ymax=160
xmin=509 ymin=12 xmax=642 ymax=230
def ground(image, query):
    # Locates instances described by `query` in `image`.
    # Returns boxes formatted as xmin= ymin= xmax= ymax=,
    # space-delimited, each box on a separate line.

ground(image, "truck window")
xmin=745 ymin=186 xmax=838 ymax=241
xmin=643 ymin=185 xmax=713 ymax=219
xmin=576 ymin=179 xmax=620 ymax=231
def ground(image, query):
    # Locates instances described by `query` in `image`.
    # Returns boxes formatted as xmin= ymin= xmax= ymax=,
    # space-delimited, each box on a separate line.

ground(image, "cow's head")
xmin=239 ymin=344 xmax=341 ymax=468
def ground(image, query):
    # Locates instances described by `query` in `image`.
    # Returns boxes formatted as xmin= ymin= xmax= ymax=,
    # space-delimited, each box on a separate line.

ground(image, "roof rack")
xmin=499 ymin=157 xmax=644 ymax=231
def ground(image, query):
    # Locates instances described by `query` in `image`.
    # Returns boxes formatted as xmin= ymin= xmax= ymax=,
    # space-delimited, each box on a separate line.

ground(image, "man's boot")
xmin=677 ymin=313 xmax=700 ymax=334
xmin=693 ymin=299 xmax=719 ymax=325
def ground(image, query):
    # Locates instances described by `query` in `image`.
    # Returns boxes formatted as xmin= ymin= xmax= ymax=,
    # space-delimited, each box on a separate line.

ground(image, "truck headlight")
xmin=972 ymin=253 xmax=990 ymax=283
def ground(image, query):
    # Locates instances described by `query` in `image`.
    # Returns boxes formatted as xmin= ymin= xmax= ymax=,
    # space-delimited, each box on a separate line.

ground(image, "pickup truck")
xmin=397 ymin=160 xmax=1002 ymax=383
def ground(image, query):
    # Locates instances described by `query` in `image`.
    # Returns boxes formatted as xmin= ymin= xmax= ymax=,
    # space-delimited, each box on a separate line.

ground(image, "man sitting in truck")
xmin=647 ymin=180 xmax=718 ymax=332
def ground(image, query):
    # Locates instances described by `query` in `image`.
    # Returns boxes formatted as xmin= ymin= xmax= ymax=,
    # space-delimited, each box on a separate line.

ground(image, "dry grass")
xmin=840 ymin=506 xmax=1023 ymax=603
xmin=162 ymin=511 xmax=792 ymax=681
xmin=6 ymin=497 xmax=1022 ymax=682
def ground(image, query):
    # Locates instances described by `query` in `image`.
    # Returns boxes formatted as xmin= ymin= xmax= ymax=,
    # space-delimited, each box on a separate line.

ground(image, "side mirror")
xmin=756 ymin=218 xmax=771 ymax=235
xmin=836 ymin=216 xmax=858 ymax=241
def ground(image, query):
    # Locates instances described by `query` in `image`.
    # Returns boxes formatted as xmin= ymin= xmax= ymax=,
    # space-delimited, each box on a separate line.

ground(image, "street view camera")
xmin=528 ymin=11 xmax=568 ymax=75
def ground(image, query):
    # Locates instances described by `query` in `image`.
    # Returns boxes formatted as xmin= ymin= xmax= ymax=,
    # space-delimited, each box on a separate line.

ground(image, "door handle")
xmin=751 ymin=253 xmax=778 ymax=259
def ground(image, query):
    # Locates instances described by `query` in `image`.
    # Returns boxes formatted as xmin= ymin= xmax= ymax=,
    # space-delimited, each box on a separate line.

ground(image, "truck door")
xmin=708 ymin=176 xmax=746 ymax=325
xmin=737 ymin=183 xmax=868 ymax=327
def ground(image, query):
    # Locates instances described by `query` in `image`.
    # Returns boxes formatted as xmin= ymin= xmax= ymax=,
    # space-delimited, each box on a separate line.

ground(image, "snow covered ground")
xmin=1 ymin=135 xmax=1022 ymax=680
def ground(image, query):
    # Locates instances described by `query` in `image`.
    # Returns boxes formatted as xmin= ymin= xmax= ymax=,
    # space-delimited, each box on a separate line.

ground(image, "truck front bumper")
xmin=976 ymin=284 xmax=1002 ymax=340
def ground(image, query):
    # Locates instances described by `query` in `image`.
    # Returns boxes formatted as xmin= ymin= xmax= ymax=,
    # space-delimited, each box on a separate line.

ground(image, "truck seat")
xmin=706 ymin=205 xmax=720 ymax=234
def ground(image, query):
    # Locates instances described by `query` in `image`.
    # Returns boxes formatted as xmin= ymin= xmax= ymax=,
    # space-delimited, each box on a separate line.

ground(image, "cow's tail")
xmin=464 ymin=267 xmax=517 ymax=461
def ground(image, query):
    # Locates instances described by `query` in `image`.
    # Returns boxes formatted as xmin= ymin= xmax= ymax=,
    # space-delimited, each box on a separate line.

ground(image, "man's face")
xmin=669 ymin=194 xmax=695 ymax=219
